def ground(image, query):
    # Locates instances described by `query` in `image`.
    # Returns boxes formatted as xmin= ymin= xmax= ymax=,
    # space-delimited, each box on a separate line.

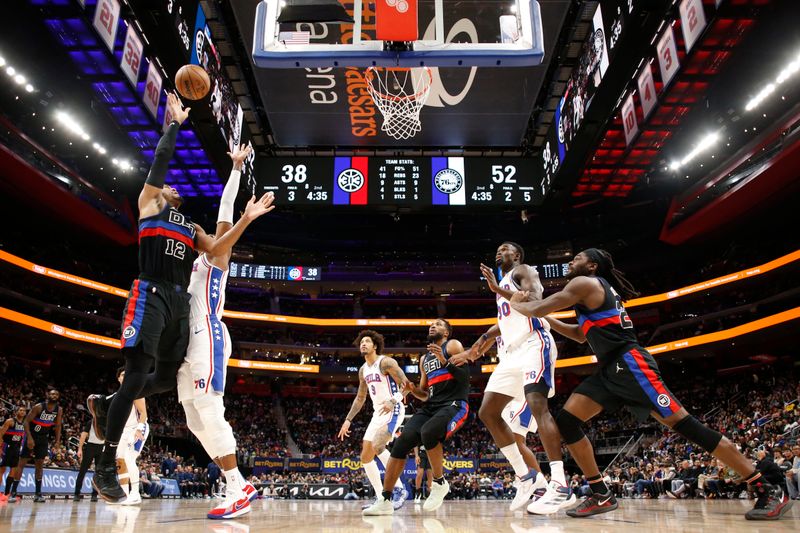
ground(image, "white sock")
xmin=224 ymin=468 xmax=244 ymax=498
xmin=363 ymin=461 xmax=384 ymax=496
xmin=377 ymin=450 xmax=404 ymax=489
xmin=500 ymin=444 xmax=532 ymax=478
xmin=549 ymin=461 xmax=566 ymax=486
xmin=119 ymin=477 xmax=130 ymax=496
xmin=130 ymin=480 xmax=140 ymax=496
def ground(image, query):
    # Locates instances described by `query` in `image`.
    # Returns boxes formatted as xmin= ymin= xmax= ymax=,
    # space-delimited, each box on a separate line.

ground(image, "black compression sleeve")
xmin=145 ymin=121 xmax=180 ymax=187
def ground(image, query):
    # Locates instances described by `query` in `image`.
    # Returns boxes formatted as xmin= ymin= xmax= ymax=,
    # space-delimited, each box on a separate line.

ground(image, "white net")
xmin=365 ymin=67 xmax=433 ymax=140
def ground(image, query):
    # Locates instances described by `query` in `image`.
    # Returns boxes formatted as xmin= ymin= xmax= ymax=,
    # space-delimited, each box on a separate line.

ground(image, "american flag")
xmin=279 ymin=31 xmax=311 ymax=45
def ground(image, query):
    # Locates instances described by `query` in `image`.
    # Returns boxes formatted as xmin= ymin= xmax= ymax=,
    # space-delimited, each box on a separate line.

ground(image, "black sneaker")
xmin=86 ymin=394 xmax=109 ymax=441
xmin=91 ymin=463 xmax=126 ymax=503
xmin=745 ymin=482 xmax=794 ymax=520
xmin=566 ymin=491 xmax=618 ymax=518
xmin=90 ymin=494 xmax=98 ymax=502
xmin=33 ymin=494 xmax=46 ymax=503
xmin=72 ymin=494 xmax=81 ymax=502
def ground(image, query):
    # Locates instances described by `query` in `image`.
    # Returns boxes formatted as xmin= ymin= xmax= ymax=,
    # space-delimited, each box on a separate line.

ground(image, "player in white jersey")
xmin=176 ymin=144 xmax=275 ymax=520
xmin=459 ymin=242 xmax=573 ymax=513
xmin=337 ymin=330 xmax=411 ymax=511
xmin=111 ymin=368 xmax=148 ymax=506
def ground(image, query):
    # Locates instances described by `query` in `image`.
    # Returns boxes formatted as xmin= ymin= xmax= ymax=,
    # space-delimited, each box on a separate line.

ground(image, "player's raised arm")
xmin=509 ymin=276 xmax=596 ymax=318
xmin=479 ymin=263 xmax=516 ymax=301
xmin=195 ymin=192 xmax=275 ymax=256
xmin=338 ymin=367 xmax=368 ymax=440
xmin=211 ymin=144 xmax=252 ymax=247
xmin=542 ymin=316 xmax=586 ymax=344
xmin=138 ymin=92 xmax=190 ymax=217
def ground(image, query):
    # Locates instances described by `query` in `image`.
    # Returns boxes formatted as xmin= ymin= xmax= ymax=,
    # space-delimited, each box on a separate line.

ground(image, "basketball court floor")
xmin=0 ymin=499 xmax=796 ymax=532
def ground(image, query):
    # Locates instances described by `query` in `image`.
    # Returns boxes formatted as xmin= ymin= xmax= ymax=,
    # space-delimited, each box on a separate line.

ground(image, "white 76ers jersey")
xmin=361 ymin=356 xmax=400 ymax=410
xmin=189 ymin=254 xmax=228 ymax=320
xmin=496 ymin=268 xmax=548 ymax=357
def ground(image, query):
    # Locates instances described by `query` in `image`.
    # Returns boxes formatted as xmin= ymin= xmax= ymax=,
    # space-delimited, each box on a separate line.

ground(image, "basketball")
xmin=175 ymin=64 xmax=210 ymax=100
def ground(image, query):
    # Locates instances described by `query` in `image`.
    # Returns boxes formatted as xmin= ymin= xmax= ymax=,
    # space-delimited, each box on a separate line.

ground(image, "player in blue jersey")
xmin=509 ymin=248 xmax=792 ymax=521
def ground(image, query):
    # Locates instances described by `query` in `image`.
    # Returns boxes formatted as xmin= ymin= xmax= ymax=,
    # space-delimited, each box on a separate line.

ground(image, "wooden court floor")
xmin=0 ymin=497 xmax=797 ymax=532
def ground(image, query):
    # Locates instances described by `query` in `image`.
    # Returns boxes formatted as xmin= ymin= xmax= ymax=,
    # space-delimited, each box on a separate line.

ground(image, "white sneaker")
xmin=120 ymin=492 xmax=142 ymax=506
xmin=391 ymin=486 xmax=408 ymax=510
xmin=423 ymin=480 xmax=450 ymax=512
xmin=510 ymin=469 xmax=541 ymax=511
xmin=362 ymin=497 xmax=394 ymax=516
xmin=526 ymin=481 xmax=576 ymax=515
xmin=207 ymin=494 xmax=251 ymax=520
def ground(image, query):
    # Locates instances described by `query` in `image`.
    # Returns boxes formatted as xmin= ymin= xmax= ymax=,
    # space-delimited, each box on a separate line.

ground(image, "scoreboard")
xmin=229 ymin=262 xmax=321 ymax=281
xmin=258 ymin=157 xmax=544 ymax=206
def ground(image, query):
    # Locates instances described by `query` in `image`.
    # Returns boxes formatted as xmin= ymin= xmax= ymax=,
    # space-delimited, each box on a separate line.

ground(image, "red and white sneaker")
xmin=208 ymin=495 xmax=251 ymax=520
xmin=242 ymin=482 xmax=258 ymax=502
xmin=0 ymin=493 xmax=8 ymax=503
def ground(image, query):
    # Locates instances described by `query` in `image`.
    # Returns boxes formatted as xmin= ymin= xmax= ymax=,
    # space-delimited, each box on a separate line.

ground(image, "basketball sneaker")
xmin=120 ymin=491 xmax=142 ymax=506
xmin=565 ymin=490 xmax=618 ymax=518
xmin=423 ymin=480 xmax=449 ymax=512
xmin=208 ymin=495 xmax=251 ymax=520
xmin=33 ymin=494 xmax=46 ymax=503
xmin=242 ymin=482 xmax=258 ymax=502
xmin=91 ymin=462 xmax=126 ymax=503
xmin=745 ymin=481 xmax=793 ymax=520
xmin=362 ymin=496 xmax=393 ymax=516
xmin=391 ymin=486 xmax=408 ymax=510
xmin=0 ymin=493 xmax=7 ymax=503
xmin=510 ymin=468 xmax=543 ymax=511
xmin=527 ymin=481 xmax=576 ymax=515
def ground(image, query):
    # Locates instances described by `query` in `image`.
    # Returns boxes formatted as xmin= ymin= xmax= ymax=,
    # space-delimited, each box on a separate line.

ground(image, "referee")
xmin=74 ymin=417 xmax=103 ymax=501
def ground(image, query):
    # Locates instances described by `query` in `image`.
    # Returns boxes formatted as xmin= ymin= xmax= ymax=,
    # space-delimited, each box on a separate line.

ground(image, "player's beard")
xmin=427 ymin=332 xmax=443 ymax=343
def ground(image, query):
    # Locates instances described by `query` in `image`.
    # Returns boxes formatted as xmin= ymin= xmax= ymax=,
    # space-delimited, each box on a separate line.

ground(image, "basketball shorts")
xmin=502 ymin=398 xmax=538 ymax=436
xmin=574 ymin=347 xmax=682 ymax=422
xmin=0 ymin=442 xmax=21 ymax=467
xmin=486 ymin=328 xmax=557 ymax=399
xmin=363 ymin=403 xmax=406 ymax=443
xmin=417 ymin=447 xmax=431 ymax=470
xmin=120 ymin=277 xmax=191 ymax=362
xmin=117 ymin=423 xmax=150 ymax=463
xmin=398 ymin=401 xmax=470 ymax=449
xmin=177 ymin=316 xmax=232 ymax=402
xmin=20 ymin=437 xmax=49 ymax=460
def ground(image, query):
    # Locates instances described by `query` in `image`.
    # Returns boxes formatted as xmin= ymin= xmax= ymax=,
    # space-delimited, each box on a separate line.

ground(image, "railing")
xmin=603 ymin=434 xmax=644 ymax=475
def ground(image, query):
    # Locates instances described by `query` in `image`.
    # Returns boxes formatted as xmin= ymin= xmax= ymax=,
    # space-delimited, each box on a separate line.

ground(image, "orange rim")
xmin=365 ymin=66 xmax=433 ymax=102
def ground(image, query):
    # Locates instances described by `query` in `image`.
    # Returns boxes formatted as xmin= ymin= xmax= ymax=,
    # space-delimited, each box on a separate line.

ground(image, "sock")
xmin=377 ymin=450 xmax=404 ymax=489
xmin=381 ymin=490 xmax=392 ymax=502
xmin=4 ymin=477 xmax=13 ymax=495
xmin=224 ymin=468 xmax=244 ymax=498
xmin=433 ymin=476 xmax=444 ymax=485
xmin=588 ymin=475 xmax=609 ymax=495
xmin=363 ymin=461 xmax=383 ymax=496
xmin=35 ymin=479 xmax=42 ymax=495
xmin=500 ymin=444 xmax=532 ymax=478
xmin=100 ymin=442 xmax=119 ymax=467
xmin=11 ymin=480 xmax=19 ymax=495
xmin=120 ymin=479 xmax=130 ymax=496
xmin=744 ymin=471 xmax=763 ymax=485
xmin=549 ymin=461 xmax=566 ymax=486
xmin=131 ymin=480 xmax=140 ymax=496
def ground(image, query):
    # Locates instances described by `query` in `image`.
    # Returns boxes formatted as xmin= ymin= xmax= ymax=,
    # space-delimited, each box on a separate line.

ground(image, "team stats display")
xmin=258 ymin=157 xmax=543 ymax=206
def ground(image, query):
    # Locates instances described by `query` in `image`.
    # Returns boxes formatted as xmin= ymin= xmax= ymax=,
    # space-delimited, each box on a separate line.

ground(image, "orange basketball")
xmin=175 ymin=64 xmax=210 ymax=100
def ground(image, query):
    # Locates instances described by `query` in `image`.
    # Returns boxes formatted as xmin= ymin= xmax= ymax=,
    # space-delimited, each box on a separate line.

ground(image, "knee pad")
xmin=390 ymin=429 xmax=419 ymax=460
xmin=194 ymin=394 xmax=236 ymax=457
xmin=555 ymin=409 xmax=585 ymax=445
xmin=672 ymin=415 xmax=722 ymax=452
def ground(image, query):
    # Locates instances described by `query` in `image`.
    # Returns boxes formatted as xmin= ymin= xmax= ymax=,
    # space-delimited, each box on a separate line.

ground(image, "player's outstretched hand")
xmin=227 ymin=144 xmax=252 ymax=167
xmin=378 ymin=399 xmax=395 ymax=416
xmin=243 ymin=192 xmax=276 ymax=222
xmin=337 ymin=419 xmax=351 ymax=440
xmin=479 ymin=263 xmax=500 ymax=293
xmin=510 ymin=290 xmax=528 ymax=303
xmin=427 ymin=343 xmax=445 ymax=362
xmin=167 ymin=92 xmax=191 ymax=124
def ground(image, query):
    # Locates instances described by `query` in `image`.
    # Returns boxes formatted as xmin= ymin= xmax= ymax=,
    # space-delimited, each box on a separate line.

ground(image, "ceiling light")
xmin=670 ymin=132 xmax=719 ymax=171
xmin=6 ymin=66 xmax=15 ymax=76
xmin=14 ymin=74 xmax=25 ymax=85
xmin=24 ymin=83 xmax=33 ymax=92
xmin=0 ymin=56 xmax=5 ymax=68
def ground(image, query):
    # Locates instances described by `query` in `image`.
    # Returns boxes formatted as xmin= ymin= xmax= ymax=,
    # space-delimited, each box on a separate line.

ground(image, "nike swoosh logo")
xmin=193 ymin=328 xmax=204 ymax=335
xmin=598 ymin=496 xmax=612 ymax=505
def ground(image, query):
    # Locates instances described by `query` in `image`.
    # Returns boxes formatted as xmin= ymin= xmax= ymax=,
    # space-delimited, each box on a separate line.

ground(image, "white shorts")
xmin=177 ymin=316 xmax=232 ymax=403
xmin=502 ymin=398 xmax=538 ymax=436
xmin=485 ymin=327 xmax=557 ymax=399
xmin=363 ymin=403 xmax=406 ymax=443
xmin=117 ymin=424 xmax=149 ymax=462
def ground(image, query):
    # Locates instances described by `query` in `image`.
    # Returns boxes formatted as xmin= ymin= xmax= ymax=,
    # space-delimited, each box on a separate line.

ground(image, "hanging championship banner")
xmin=656 ymin=25 xmax=680 ymax=88
xmin=621 ymin=92 xmax=638 ymax=146
xmin=143 ymin=59 xmax=163 ymax=119
xmin=679 ymin=0 xmax=707 ymax=53
xmin=93 ymin=0 xmax=120 ymax=52
xmin=637 ymin=63 xmax=657 ymax=119
xmin=121 ymin=25 xmax=144 ymax=87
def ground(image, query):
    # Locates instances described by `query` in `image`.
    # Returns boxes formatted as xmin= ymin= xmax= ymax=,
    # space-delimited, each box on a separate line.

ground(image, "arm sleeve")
xmin=217 ymin=169 xmax=241 ymax=224
xmin=145 ymin=121 xmax=180 ymax=188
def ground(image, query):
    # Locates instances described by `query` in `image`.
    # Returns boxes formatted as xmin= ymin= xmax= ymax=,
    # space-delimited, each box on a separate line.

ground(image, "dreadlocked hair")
xmin=585 ymin=248 xmax=640 ymax=302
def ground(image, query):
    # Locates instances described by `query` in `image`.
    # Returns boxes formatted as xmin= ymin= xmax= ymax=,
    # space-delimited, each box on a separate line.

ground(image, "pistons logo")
xmin=657 ymin=394 xmax=671 ymax=408
xmin=123 ymin=326 xmax=136 ymax=339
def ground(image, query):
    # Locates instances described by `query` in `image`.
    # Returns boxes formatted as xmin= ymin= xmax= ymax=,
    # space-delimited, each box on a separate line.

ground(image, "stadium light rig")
xmin=745 ymin=50 xmax=800 ymax=111
xmin=669 ymin=132 xmax=720 ymax=171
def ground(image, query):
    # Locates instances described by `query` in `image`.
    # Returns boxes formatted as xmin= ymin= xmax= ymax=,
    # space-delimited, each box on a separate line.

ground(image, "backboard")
xmin=252 ymin=0 xmax=545 ymax=68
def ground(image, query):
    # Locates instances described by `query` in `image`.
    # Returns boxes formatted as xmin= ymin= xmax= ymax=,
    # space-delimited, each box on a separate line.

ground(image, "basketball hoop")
xmin=365 ymin=66 xmax=432 ymax=140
